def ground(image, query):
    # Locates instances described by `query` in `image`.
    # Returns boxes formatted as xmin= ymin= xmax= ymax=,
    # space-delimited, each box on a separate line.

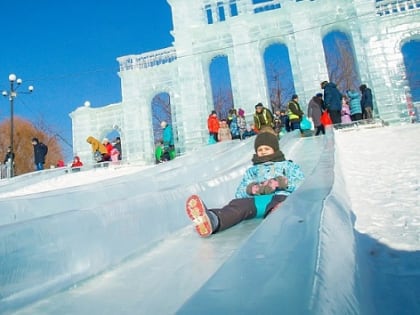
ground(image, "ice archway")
xmin=71 ymin=0 xmax=420 ymax=165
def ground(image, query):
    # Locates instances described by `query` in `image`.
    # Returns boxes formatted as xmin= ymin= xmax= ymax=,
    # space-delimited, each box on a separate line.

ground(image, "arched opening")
xmin=402 ymin=39 xmax=420 ymax=102
xmin=263 ymin=43 xmax=295 ymax=111
xmin=209 ymin=55 xmax=233 ymax=119
xmin=322 ymin=31 xmax=361 ymax=92
xmin=151 ymin=92 xmax=176 ymax=162
xmin=402 ymin=39 xmax=420 ymax=121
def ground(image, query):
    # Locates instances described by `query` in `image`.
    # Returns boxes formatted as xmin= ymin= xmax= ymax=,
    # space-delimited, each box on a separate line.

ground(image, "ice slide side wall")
xmin=0 ymin=131 xmax=373 ymax=314
xmin=0 ymin=135 xmax=293 ymax=314
xmin=177 ymin=131 xmax=370 ymax=315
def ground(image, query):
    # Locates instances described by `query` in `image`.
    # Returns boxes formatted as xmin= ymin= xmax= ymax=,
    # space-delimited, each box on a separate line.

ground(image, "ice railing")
xmin=117 ymin=47 xmax=177 ymax=72
xmin=376 ymin=0 xmax=420 ymax=16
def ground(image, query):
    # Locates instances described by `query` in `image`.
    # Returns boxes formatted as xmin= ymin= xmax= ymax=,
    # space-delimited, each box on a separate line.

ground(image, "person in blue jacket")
xmin=160 ymin=120 xmax=175 ymax=160
xmin=346 ymin=90 xmax=363 ymax=121
xmin=185 ymin=131 xmax=304 ymax=237
xmin=321 ymin=80 xmax=343 ymax=124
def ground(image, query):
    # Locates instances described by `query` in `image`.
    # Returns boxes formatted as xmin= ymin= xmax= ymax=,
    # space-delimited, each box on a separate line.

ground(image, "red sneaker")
xmin=186 ymin=195 xmax=213 ymax=237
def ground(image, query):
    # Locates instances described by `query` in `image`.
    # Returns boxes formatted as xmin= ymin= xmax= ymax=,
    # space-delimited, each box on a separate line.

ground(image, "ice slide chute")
xmin=0 ymin=130 xmax=365 ymax=314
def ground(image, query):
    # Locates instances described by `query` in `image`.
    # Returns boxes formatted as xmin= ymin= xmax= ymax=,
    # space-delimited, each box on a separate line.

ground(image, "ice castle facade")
xmin=70 ymin=0 xmax=420 ymax=165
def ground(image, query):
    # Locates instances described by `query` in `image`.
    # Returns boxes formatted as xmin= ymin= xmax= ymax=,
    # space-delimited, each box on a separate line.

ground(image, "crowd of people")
xmin=206 ymin=81 xmax=374 ymax=142
xmin=206 ymin=103 xmax=281 ymax=143
xmin=4 ymin=134 xmax=123 ymax=175
xmin=317 ymin=81 xmax=374 ymax=125
xmin=86 ymin=136 xmax=122 ymax=164
xmin=2 ymin=81 xmax=374 ymax=174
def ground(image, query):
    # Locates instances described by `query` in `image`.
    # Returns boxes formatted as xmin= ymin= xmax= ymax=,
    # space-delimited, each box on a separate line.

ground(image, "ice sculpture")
xmin=70 ymin=0 xmax=420 ymax=165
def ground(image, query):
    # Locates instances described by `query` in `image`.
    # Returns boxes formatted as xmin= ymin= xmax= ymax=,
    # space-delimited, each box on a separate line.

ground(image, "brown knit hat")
xmin=254 ymin=132 xmax=279 ymax=152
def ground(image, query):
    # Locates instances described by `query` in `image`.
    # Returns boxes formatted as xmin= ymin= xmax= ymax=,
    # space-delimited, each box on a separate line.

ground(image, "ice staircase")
xmin=0 ymin=129 xmax=368 ymax=314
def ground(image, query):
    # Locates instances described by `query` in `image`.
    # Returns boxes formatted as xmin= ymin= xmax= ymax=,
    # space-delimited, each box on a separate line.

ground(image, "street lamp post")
xmin=2 ymin=74 xmax=34 ymax=177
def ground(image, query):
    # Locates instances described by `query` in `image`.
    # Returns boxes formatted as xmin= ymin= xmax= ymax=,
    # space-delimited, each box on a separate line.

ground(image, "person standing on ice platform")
xmin=185 ymin=132 xmax=305 ymax=237
xmin=321 ymin=80 xmax=342 ymax=124
xmin=32 ymin=137 xmax=48 ymax=171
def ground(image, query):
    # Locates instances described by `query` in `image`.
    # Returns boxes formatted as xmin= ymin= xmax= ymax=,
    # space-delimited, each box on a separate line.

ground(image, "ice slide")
xmin=0 ymin=130 xmax=368 ymax=314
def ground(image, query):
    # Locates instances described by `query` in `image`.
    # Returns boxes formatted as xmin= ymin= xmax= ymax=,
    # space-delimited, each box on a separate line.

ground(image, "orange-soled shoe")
xmin=186 ymin=195 xmax=213 ymax=237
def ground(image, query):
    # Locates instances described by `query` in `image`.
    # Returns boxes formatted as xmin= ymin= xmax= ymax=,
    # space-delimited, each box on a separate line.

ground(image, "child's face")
xmin=256 ymin=145 xmax=274 ymax=157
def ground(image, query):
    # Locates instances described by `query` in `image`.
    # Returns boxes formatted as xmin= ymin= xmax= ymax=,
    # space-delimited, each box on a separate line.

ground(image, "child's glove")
xmin=246 ymin=182 xmax=260 ymax=195
xmin=246 ymin=182 xmax=273 ymax=195
xmin=274 ymin=176 xmax=288 ymax=189
xmin=246 ymin=176 xmax=288 ymax=196
xmin=258 ymin=183 xmax=275 ymax=195
xmin=261 ymin=176 xmax=288 ymax=190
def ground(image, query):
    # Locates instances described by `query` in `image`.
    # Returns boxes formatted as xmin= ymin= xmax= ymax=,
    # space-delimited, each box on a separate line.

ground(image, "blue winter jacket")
xmin=235 ymin=160 xmax=304 ymax=198
xmin=346 ymin=90 xmax=362 ymax=115
xmin=162 ymin=125 xmax=174 ymax=148
xmin=361 ymin=87 xmax=373 ymax=109
xmin=229 ymin=115 xmax=240 ymax=138
xmin=323 ymin=82 xmax=342 ymax=111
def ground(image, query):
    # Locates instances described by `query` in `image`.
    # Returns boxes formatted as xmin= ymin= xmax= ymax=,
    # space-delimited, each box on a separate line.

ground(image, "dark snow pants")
xmin=328 ymin=110 xmax=342 ymax=124
xmin=209 ymin=195 xmax=287 ymax=233
xmin=315 ymin=124 xmax=325 ymax=136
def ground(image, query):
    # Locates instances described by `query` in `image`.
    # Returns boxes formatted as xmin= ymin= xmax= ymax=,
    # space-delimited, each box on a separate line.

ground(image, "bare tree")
xmin=212 ymin=86 xmax=233 ymax=119
xmin=0 ymin=117 xmax=64 ymax=175
xmin=33 ymin=117 xmax=73 ymax=161
xmin=266 ymin=62 xmax=295 ymax=111
xmin=325 ymin=37 xmax=360 ymax=92
xmin=404 ymin=54 xmax=420 ymax=98
xmin=210 ymin=55 xmax=234 ymax=118
xmin=151 ymin=92 xmax=171 ymax=141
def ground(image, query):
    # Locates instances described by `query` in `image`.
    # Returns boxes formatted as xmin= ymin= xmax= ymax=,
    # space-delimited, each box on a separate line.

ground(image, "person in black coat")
xmin=3 ymin=146 xmax=14 ymax=164
xmin=31 ymin=137 xmax=48 ymax=171
xmin=321 ymin=81 xmax=342 ymax=124
xmin=3 ymin=146 xmax=15 ymax=176
xmin=360 ymin=84 xmax=374 ymax=120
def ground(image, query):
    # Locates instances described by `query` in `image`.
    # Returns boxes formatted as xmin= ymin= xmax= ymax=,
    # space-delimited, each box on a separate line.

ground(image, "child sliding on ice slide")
xmin=186 ymin=131 xmax=305 ymax=237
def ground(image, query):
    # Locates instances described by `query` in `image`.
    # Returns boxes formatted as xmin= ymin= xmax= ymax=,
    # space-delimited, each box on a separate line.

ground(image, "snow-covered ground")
xmin=335 ymin=124 xmax=419 ymax=251
xmin=0 ymin=164 xmax=151 ymax=199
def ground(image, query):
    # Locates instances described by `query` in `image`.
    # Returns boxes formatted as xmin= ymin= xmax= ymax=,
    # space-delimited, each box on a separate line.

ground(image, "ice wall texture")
xmin=70 ymin=0 xmax=420 ymax=164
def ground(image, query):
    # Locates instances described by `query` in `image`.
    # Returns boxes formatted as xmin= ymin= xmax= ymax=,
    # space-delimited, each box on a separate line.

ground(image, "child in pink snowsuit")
xmin=341 ymin=98 xmax=352 ymax=124
xmin=110 ymin=148 xmax=120 ymax=163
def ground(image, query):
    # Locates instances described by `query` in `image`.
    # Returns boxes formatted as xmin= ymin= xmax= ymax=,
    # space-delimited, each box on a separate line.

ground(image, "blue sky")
xmin=0 ymin=1 xmax=173 ymax=156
